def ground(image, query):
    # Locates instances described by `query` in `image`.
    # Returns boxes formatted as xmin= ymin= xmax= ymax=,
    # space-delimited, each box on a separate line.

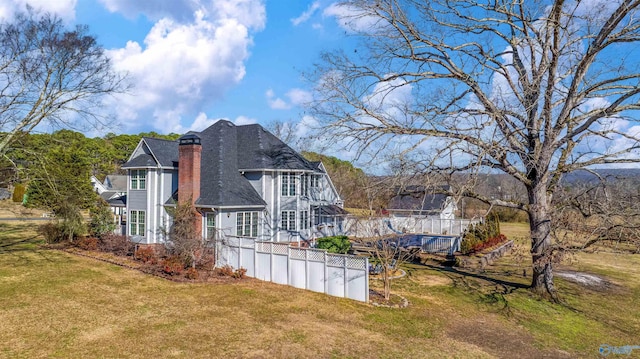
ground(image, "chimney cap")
xmin=179 ymin=133 xmax=201 ymax=146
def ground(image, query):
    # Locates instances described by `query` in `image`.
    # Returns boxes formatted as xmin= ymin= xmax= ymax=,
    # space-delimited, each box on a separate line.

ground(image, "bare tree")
xmin=553 ymin=172 xmax=640 ymax=253
xmin=350 ymin=217 xmax=416 ymax=300
xmin=310 ymin=0 xmax=640 ymax=300
xmin=167 ymin=200 xmax=214 ymax=269
xmin=0 ymin=8 xmax=126 ymax=158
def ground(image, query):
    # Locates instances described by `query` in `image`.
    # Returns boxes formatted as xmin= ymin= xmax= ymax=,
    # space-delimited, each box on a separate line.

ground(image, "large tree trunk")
xmin=528 ymin=183 xmax=559 ymax=301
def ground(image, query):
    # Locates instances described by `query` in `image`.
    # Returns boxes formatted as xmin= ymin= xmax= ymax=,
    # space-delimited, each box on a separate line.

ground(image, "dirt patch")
xmin=447 ymin=316 xmax=574 ymax=358
xmin=556 ymin=271 xmax=612 ymax=291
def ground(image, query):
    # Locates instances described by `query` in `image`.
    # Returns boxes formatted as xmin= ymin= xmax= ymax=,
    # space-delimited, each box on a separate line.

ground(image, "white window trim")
xmin=281 ymin=210 xmax=296 ymax=231
xmin=206 ymin=213 xmax=216 ymax=239
xmin=237 ymin=212 xmax=259 ymax=237
xmin=130 ymin=169 xmax=147 ymax=190
xmin=130 ymin=210 xmax=145 ymax=236
xmin=281 ymin=172 xmax=297 ymax=197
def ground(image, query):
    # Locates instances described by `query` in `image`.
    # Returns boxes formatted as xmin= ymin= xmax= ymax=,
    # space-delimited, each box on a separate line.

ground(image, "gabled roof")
xmin=104 ymin=175 xmax=127 ymax=191
xmin=387 ymin=186 xmax=451 ymax=212
xmin=122 ymin=137 xmax=178 ymax=169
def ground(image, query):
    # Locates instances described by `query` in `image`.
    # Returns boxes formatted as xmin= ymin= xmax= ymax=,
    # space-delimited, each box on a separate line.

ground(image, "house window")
xmin=301 ymin=174 xmax=309 ymax=196
xmin=237 ymin=212 xmax=259 ymax=237
xmin=281 ymin=210 xmax=296 ymax=231
xmin=130 ymin=210 xmax=145 ymax=236
xmin=310 ymin=175 xmax=320 ymax=189
xmin=281 ymin=172 xmax=297 ymax=196
xmin=130 ymin=170 xmax=146 ymax=190
xmin=300 ymin=210 xmax=309 ymax=230
xmin=206 ymin=214 xmax=216 ymax=239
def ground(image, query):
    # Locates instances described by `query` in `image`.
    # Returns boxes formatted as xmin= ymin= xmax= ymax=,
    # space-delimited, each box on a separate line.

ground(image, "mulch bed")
xmin=369 ymin=289 xmax=409 ymax=308
xmin=57 ymin=245 xmax=245 ymax=284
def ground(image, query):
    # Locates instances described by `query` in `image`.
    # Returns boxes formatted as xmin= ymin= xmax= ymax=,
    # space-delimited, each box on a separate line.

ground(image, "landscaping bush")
xmin=98 ymin=234 xmax=135 ymax=256
xmin=213 ymin=265 xmax=234 ymax=277
xmin=185 ymin=267 xmax=199 ymax=280
xmin=232 ymin=267 xmax=247 ymax=279
xmin=461 ymin=213 xmax=503 ymax=254
xmin=38 ymin=222 xmax=64 ymax=243
xmin=161 ymin=256 xmax=184 ymax=276
xmin=89 ymin=198 xmax=116 ymax=238
xmin=135 ymin=247 xmax=158 ymax=264
xmin=76 ymin=236 xmax=99 ymax=251
xmin=316 ymin=235 xmax=351 ymax=254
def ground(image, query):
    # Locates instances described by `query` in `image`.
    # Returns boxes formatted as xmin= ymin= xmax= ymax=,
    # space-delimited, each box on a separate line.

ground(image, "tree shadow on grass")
xmin=423 ymin=263 xmax=532 ymax=313
xmin=0 ymin=230 xmax=62 ymax=264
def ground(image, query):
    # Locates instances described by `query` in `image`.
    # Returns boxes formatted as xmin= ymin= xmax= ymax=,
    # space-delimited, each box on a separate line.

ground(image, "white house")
xmin=386 ymin=185 xmax=457 ymax=219
xmin=121 ymin=120 xmax=345 ymax=244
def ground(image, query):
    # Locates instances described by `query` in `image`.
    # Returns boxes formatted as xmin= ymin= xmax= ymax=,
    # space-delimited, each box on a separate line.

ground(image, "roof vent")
xmin=179 ymin=133 xmax=201 ymax=146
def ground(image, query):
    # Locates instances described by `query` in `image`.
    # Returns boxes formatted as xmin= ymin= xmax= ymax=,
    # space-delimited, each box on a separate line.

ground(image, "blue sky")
xmin=0 ymin=0 xmax=355 ymax=136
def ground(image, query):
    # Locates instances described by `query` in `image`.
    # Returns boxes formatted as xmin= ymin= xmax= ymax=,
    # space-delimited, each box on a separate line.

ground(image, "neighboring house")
xmin=387 ymin=186 xmax=457 ymax=219
xmin=91 ymin=175 xmax=127 ymax=232
xmin=122 ymin=120 xmax=345 ymax=245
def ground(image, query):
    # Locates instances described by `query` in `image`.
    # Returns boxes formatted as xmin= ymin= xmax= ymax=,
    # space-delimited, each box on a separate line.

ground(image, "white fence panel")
xmin=272 ymin=254 xmax=288 ymax=285
xmin=217 ymin=237 xmax=368 ymax=302
xmin=326 ymin=266 xmax=345 ymax=297
xmin=256 ymin=252 xmax=271 ymax=281
xmin=289 ymin=258 xmax=306 ymax=289
xmin=241 ymin=247 xmax=254 ymax=277
xmin=347 ymin=269 xmax=368 ymax=302
xmin=308 ymin=261 xmax=325 ymax=293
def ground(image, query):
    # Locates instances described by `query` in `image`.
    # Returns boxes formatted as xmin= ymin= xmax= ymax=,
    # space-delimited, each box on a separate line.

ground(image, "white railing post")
xmin=343 ymin=256 xmax=348 ymax=299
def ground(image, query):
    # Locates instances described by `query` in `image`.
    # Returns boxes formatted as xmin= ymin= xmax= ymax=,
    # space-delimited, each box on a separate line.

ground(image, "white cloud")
xmin=99 ymin=0 xmax=265 ymax=30
xmin=266 ymin=89 xmax=290 ymax=110
xmin=106 ymin=1 xmax=265 ymax=133
xmin=266 ymin=88 xmax=312 ymax=110
xmin=291 ymin=1 xmax=320 ymax=26
xmin=175 ymin=113 xmax=258 ymax=133
xmin=323 ymin=2 xmax=386 ymax=34
xmin=0 ymin=0 xmax=77 ymax=21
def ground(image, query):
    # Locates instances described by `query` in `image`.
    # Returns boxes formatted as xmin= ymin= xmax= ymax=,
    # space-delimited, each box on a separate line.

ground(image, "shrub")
xmin=185 ymin=267 xmax=199 ymax=280
xmin=213 ymin=265 xmax=234 ymax=277
xmin=461 ymin=213 xmax=503 ymax=254
xmin=76 ymin=236 xmax=99 ymax=251
xmin=135 ymin=247 xmax=158 ymax=264
xmin=162 ymin=256 xmax=184 ymax=276
xmin=12 ymin=184 xmax=26 ymax=203
xmin=89 ymin=198 xmax=116 ymax=238
xmin=233 ymin=267 xmax=247 ymax=279
xmin=38 ymin=222 xmax=63 ymax=243
xmin=99 ymin=234 xmax=134 ymax=256
xmin=316 ymin=235 xmax=351 ymax=254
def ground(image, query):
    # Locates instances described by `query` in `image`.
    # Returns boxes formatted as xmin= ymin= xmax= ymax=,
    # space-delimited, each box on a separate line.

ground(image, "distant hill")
xmin=561 ymin=168 xmax=640 ymax=184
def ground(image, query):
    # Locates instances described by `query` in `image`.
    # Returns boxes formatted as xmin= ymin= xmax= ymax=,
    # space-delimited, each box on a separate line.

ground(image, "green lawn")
xmin=1 ymin=222 xmax=639 ymax=358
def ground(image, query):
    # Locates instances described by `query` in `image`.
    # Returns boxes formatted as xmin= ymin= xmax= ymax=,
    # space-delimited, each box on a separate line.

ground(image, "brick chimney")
xmin=178 ymin=133 xmax=202 ymax=237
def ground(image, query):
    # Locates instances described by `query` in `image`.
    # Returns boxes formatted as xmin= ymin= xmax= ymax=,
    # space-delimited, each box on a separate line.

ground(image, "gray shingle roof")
xmin=236 ymin=124 xmax=318 ymax=171
xmin=194 ymin=121 xmax=266 ymax=207
xmin=104 ymin=175 xmax=127 ymax=191
xmin=142 ymin=137 xmax=179 ymax=167
xmin=387 ymin=186 xmax=450 ymax=212
xmin=122 ymin=153 xmax=157 ymax=167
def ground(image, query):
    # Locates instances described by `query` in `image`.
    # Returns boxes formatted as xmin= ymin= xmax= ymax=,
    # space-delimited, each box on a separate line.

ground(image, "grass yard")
xmin=1 ymin=221 xmax=639 ymax=358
